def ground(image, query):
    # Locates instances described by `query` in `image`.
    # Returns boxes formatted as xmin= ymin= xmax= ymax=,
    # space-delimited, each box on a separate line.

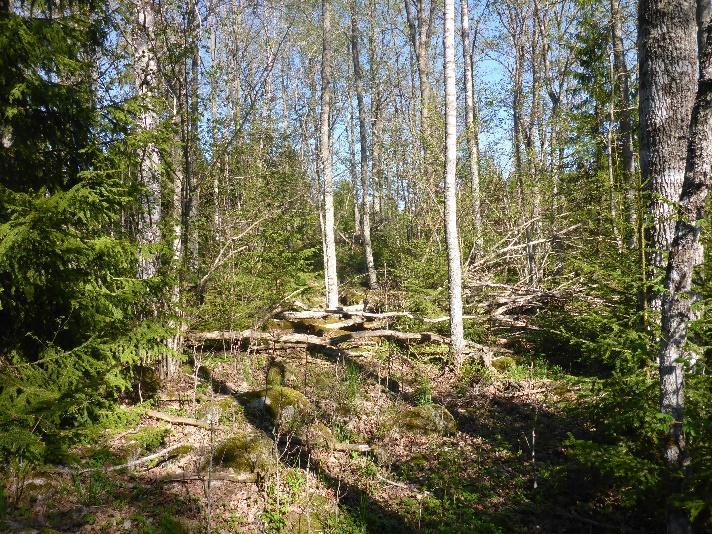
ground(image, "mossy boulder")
xmin=196 ymin=397 xmax=242 ymax=423
xmin=296 ymin=422 xmax=336 ymax=450
xmin=491 ymin=356 xmax=516 ymax=372
xmin=210 ymin=433 xmax=276 ymax=475
xmin=391 ymin=404 xmax=457 ymax=436
xmin=242 ymin=386 xmax=312 ymax=429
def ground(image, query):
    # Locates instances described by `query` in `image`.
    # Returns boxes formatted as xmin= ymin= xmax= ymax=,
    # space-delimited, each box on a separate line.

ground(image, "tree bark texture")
xmin=657 ymin=18 xmax=712 ymax=534
xmin=443 ymin=0 xmax=465 ymax=368
xmin=638 ymin=0 xmax=697 ymax=312
xmin=320 ymin=0 xmax=339 ymax=308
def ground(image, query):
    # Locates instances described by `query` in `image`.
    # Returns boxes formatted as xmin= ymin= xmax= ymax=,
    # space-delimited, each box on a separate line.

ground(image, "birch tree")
xmin=134 ymin=0 xmax=161 ymax=282
xmin=444 ymin=0 xmax=465 ymax=368
xmin=320 ymin=0 xmax=339 ymax=308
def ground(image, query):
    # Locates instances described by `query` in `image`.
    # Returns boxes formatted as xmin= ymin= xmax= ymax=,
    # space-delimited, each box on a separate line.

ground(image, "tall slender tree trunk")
xmin=134 ymin=0 xmax=161 ymax=282
xmin=348 ymin=98 xmax=362 ymax=239
xmin=351 ymin=6 xmax=378 ymax=289
xmin=320 ymin=0 xmax=339 ymax=309
xmin=460 ymin=0 xmax=482 ymax=249
xmin=611 ymin=0 xmax=637 ymax=249
xmin=658 ymin=19 xmax=712 ymax=534
xmin=639 ymin=0 xmax=697 ymax=314
xmin=405 ymin=0 xmax=436 ymax=225
xmin=444 ymin=0 xmax=465 ymax=369
xmin=608 ymin=50 xmax=623 ymax=250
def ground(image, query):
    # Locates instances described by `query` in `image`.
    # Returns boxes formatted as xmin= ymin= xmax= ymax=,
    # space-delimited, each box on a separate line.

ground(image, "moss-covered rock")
xmin=242 ymin=386 xmax=312 ymax=429
xmin=491 ymin=356 xmax=516 ymax=372
xmin=196 ymin=397 xmax=242 ymax=423
xmin=296 ymin=422 xmax=336 ymax=450
xmin=391 ymin=404 xmax=457 ymax=436
xmin=210 ymin=433 xmax=276 ymax=475
xmin=340 ymin=287 xmax=366 ymax=306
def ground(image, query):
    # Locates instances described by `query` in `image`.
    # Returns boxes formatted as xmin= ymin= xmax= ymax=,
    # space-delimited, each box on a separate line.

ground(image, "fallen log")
xmin=331 ymin=329 xmax=448 ymax=345
xmin=186 ymin=328 xmax=508 ymax=359
xmin=280 ymin=309 xmax=479 ymax=324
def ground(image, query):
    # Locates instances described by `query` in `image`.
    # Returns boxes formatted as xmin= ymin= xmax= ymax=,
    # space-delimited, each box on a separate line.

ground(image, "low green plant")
xmin=415 ymin=377 xmax=433 ymax=406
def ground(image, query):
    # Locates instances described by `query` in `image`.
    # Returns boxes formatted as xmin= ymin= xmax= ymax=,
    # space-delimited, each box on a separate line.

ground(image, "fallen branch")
xmin=331 ymin=329 xmax=448 ymax=345
xmin=57 ymin=442 xmax=192 ymax=474
xmin=281 ymin=309 xmax=479 ymax=323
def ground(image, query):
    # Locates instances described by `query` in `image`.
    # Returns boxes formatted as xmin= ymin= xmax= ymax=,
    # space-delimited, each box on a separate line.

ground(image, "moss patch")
xmin=196 ymin=397 xmax=242 ymax=423
xmin=296 ymin=422 xmax=336 ymax=450
xmin=390 ymin=404 xmax=457 ymax=436
xmin=266 ymin=360 xmax=287 ymax=386
xmin=491 ymin=356 xmax=516 ymax=372
xmin=242 ymin=386 xmax=312 ymax=429
xmin=285 ymin=494 xmax=337 ymax=534
xmin=210 ymin=433 xmax=276 ymax=475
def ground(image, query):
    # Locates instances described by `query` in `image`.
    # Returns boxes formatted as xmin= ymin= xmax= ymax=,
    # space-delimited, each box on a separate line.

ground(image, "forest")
xmin=1 ymin=0 xmax=712 ymax=531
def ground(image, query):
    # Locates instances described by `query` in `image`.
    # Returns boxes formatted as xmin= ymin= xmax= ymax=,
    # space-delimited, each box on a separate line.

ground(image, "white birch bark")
xmin=444 ymin=0 xmax=465 ymax=368
xmin=134 ymin=0 xmax=161 ymax=281
xmin=320 ymin=0 xmax=339 ymax=309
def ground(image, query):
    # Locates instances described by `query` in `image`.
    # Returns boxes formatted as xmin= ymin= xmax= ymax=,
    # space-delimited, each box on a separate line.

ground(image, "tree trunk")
xmin=348 ymin=98 xmax=362 ymax=238
xmin=320 ymin=0 xmax=339 ymax=309
xmin=405 ymin=0 xmax=436 ymax=223
xmin=639 ymin=0 xmax=697 ymax=314
xmin=134 ymin=0 xmax=161 ymax=281
xmin=611 ymin=0 xmax=637 ymax=249
xmin=658 ymin=19 xmax=712 ymax=534
xmin=444 ymin=0 xmax=465 ymax=369
xmin=460 ymin=0 xmax=482 ymax=250
xmin=351 ymin=6 xmax=379 ymax=289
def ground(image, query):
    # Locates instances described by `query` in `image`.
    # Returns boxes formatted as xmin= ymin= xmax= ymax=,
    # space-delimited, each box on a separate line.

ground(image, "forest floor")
xmin=4 ymin=312 xmax=656 ymax=533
